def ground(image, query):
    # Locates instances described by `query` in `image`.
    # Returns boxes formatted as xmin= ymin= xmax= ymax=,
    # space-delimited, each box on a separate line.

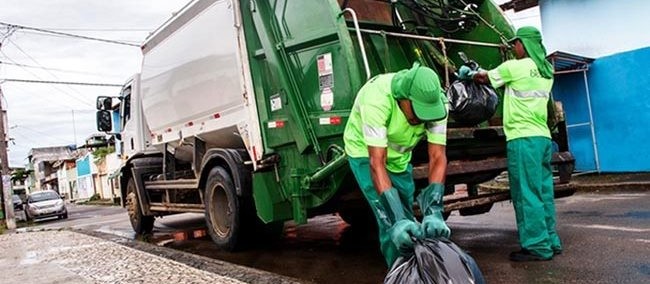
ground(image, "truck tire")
xmin=204 ymin=166 xmax=241 ymax=251
xmin=126 ymin=177 xmax=154 ymax=234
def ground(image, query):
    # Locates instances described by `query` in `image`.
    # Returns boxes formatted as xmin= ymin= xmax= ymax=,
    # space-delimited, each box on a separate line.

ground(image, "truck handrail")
xmin=355 ymin=28 xmax=506 ymax=48
xmin=339 ymin=8 xmax=372 ymax=80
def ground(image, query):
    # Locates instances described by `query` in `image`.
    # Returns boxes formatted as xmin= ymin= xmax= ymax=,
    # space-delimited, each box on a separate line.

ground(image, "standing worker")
xmin=343 ymin=62 xmax=450 ymax=267
xmin=458 ymin=26 xmax=562 ymax=261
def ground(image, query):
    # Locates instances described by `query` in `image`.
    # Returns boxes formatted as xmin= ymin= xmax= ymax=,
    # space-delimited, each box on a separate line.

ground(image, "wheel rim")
xmin=209 ymin=182 xmax=232 ymax=238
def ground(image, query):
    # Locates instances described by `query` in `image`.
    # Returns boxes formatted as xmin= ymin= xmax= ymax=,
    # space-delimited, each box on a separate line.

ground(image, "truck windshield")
xmin=121 ymin=86 xmax=132 ymax=128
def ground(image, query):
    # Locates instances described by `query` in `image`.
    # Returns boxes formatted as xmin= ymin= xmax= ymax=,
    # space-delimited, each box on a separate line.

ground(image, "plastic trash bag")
xmin=446 ymin=80 xmax=499 ymax=126
xmin=384 ymin=238 xmax=485 ymax=284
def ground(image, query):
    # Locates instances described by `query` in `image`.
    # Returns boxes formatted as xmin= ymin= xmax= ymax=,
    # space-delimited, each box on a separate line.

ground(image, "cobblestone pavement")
xmin=0 ymin=230 xmax=291 ymax=284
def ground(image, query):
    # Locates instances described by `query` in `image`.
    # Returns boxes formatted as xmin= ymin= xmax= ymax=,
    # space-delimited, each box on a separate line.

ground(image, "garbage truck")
xmin=95 ymin=0 xmax=575 ymax=250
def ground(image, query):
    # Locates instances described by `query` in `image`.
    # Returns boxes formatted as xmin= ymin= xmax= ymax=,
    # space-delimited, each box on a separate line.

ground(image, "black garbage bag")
xmin=446 ymin=80 xmax=499 ymax=126
xmin=384 ymin=238 xmax=485 ymax=284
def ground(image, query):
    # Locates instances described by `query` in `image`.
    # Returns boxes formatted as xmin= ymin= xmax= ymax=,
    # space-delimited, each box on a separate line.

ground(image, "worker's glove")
xmin=377 ymin=188 xmax=423 ymax=254
xmin=417 ymin=183 xmax=451 ymax=239
xmin=390 ymin=219 xmax=423 ymax=254
xmin=457 ymin=65 xmax=476 ymax=81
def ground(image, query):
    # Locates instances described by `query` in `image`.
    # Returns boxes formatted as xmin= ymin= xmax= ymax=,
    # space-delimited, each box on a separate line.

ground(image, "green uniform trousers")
xmin=348 ymin=157 xmax=416 ymax=267
xmin=507 ymin=136 xmax=562 ymax=258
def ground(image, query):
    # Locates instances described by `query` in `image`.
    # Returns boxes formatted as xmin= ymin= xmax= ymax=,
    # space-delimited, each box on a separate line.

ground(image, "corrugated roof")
xmin=28 ymin=146 xmax=77 ymax=163
xmin=547 ymin=51 xmax=595 ymax=74
xmin=500 ymin=0 xmax=539 ymax=12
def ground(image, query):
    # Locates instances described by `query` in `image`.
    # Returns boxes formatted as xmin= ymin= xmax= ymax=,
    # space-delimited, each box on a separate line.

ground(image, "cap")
xmin=508 ymin=26 xmax=542 ymax=43
xmin=406 ymin=65 xmax=447 ymax=122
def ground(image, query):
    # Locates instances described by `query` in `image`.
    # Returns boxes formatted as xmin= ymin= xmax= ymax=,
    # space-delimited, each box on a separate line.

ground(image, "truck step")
xmin=149 ymin=202 xmax=205 ymax=213
xmin=144 ymin=179 xmax=198 ymax=190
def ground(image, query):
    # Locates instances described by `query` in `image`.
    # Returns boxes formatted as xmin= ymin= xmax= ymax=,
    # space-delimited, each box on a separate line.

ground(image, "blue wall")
xmin=553 ymin=73 xmax=596 ymax=171
xmin=540 ymin=0 xmax=650 ymax=58
xmin=554 ymin=47 xmax=650 ymax=172
xmin=76 ymin=155 xmax=91 ymax=177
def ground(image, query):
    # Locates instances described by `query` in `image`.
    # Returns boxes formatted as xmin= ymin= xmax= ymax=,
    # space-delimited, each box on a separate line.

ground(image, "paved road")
xmin=25 ymin=191 xmax=650 ymax=284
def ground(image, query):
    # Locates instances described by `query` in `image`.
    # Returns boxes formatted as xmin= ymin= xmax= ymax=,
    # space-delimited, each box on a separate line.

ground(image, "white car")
xmin=25 ymin=190 xmax=68 ymax=221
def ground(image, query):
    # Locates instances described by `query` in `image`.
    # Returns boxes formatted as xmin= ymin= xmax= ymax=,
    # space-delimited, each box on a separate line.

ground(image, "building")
xmin=55 ymin=160 xmax=77 ymax=200
xmin=75 ymin=134 xmax=119 ymax=201
xmin=27 ymin=146 xmax=77 ymax=193
xmin=502 ymin=0 xmax=650 ymax=172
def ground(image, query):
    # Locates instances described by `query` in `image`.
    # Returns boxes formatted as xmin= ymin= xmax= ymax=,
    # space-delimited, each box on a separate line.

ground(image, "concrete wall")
xmin=76 ymin=154 xmax=98 ymax=199
xmin=553 ymin=46 xmax=650 ymax=172
xmin=540 ymin=0 xmax=650 ymax=58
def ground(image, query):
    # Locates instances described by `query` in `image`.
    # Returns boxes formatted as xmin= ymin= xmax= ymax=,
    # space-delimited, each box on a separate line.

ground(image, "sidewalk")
xmin=0 ymin=230 xmax=302 ymax=284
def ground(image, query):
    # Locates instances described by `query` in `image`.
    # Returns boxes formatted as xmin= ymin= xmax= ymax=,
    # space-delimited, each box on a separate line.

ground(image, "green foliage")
xmin=93 ymin=146 xmax=115 ymax=164
xmin=89 ymin=193 xmax=101 ymax=201
xmin=11 ymin=168 xmax=31 ymax=182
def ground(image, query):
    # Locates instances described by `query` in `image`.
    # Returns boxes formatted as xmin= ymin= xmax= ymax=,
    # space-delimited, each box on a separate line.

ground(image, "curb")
xmin=77 ymin=229 xmax=306 ymax=284
xmin=572 ymin=181 xmax=650 ymax=192
xmin=479 ymin=181 xmax=650 ymax=193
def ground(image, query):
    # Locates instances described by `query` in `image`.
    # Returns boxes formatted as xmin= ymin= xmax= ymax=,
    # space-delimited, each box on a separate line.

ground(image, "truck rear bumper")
xmin=413 ymin=151 xmax=575 ymax=182
xmin=443 ymin=182 xmax=575 ymax=213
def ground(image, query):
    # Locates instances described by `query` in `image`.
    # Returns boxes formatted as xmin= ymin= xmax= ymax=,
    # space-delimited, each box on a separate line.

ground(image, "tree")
xmin=93 ymin=146 xmax=116 ymax=164
xmin=10 ymin=168 xmax=30 ymax=182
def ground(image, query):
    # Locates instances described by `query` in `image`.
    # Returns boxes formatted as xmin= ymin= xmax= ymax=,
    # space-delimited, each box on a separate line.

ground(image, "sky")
xmin=0 ymin=0 xmax=192 ymax=167
xmin=0 ymin=0 xmax=538 ymax=168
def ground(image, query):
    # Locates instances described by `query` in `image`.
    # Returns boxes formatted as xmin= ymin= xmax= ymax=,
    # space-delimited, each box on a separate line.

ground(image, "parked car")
xmin=12 ymin=194 xmax=22 ymax=211
xmin=25 ymin=190 xmax=68 ymax=221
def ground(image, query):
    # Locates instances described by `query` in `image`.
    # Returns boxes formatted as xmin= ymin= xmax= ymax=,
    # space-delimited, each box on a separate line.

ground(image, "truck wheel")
xmin=204 ymin=166 xmax=241 ymax=251
xmin=126 ymin=177 xmax=154 ymax=234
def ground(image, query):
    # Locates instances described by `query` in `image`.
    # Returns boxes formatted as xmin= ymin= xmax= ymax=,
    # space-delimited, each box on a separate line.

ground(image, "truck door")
xmin=120 ymin=85 xmax=137 ymax=159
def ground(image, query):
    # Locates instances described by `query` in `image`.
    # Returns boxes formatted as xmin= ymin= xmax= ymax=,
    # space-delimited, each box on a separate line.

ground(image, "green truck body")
xmin=96 ymin=0 xmax=575 ymax=250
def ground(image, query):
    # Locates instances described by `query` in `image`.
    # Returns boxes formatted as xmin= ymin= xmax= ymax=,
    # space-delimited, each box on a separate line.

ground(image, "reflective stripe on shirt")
xmin=425 ymin=122 xmax=447 ymax=135
xmin=510 ymin=89 xmax=550 ymax=99
xmin=388 ymin=142 xmax=415 ymax=153
xmin=363 ymin=124 xmax=387 ymax=139
xmin=488 ymin=69 xmax=505 ymax=88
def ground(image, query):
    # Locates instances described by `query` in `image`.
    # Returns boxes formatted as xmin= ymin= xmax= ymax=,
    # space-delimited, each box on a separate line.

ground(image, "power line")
xmin=5 ymin=38 xmax=104 ymax=106
xmin=0 ymin=78 xmax=123 ymax=87
xmin=0 ymin=60 xmax=122 ymax=77
xmin=15 ymin=30 xmax=142 ymax=45
xmin=0 ymin=49 xmax=94 ymax=107
xmin=39 ymin=28 xmax=153 ymax=32
xmin=12 ymin=125 xmax=74 ymax=144
xmin=0 ymin=21 xmax=140 ymax=47
xmin=1 ymin=83 xmax=87 ymax=111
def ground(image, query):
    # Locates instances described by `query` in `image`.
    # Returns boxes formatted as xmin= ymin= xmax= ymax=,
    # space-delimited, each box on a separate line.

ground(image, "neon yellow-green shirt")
xmin=343 ymin=74 xmax=447 ymax=173
xmin=488 ymin=58 xmax=553 ymax=141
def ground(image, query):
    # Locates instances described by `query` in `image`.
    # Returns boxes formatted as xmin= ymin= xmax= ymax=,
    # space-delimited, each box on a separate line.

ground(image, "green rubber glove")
xmin=378 ymin=188 xmax=423 ymax=254
xmin=417 ymin=183 xmax=451 ymax=239
xmin=457 ymin=65 xmax=476 ymax=81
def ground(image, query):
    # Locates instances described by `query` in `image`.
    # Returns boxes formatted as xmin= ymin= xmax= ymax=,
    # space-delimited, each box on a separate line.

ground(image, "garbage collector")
xmin=458 ymin=26 xmax=562 ymax=261
xmin=343 ymin=62 xmax=450 ymax=267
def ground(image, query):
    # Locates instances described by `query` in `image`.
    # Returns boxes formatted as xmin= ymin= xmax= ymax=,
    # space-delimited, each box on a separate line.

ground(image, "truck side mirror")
xmin=97 ymin=110 xmax=113 ymax=132
xmin=97 ymin=96 xmax=113 ymax=110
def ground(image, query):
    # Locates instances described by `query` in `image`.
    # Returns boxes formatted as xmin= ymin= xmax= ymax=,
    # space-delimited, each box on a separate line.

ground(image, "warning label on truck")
xmin=318 ymin=53 xmax=334 ymax=111
xmin=317 ymin=53 xmax=333 ymax=90
xmin=270 ymin=94 xmax=282 ymax=112
xmin=321 ymin=88 xmax=333 ymax=111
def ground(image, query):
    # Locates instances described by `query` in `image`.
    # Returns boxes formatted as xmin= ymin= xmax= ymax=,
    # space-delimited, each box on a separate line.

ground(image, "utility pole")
xmin=0 ymin=86 xmax=15 ymax=230
xmin=0 ymin=39 xmax=15 ymax=229
xmin=72 ymin=109 xmax=77 ymax=146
